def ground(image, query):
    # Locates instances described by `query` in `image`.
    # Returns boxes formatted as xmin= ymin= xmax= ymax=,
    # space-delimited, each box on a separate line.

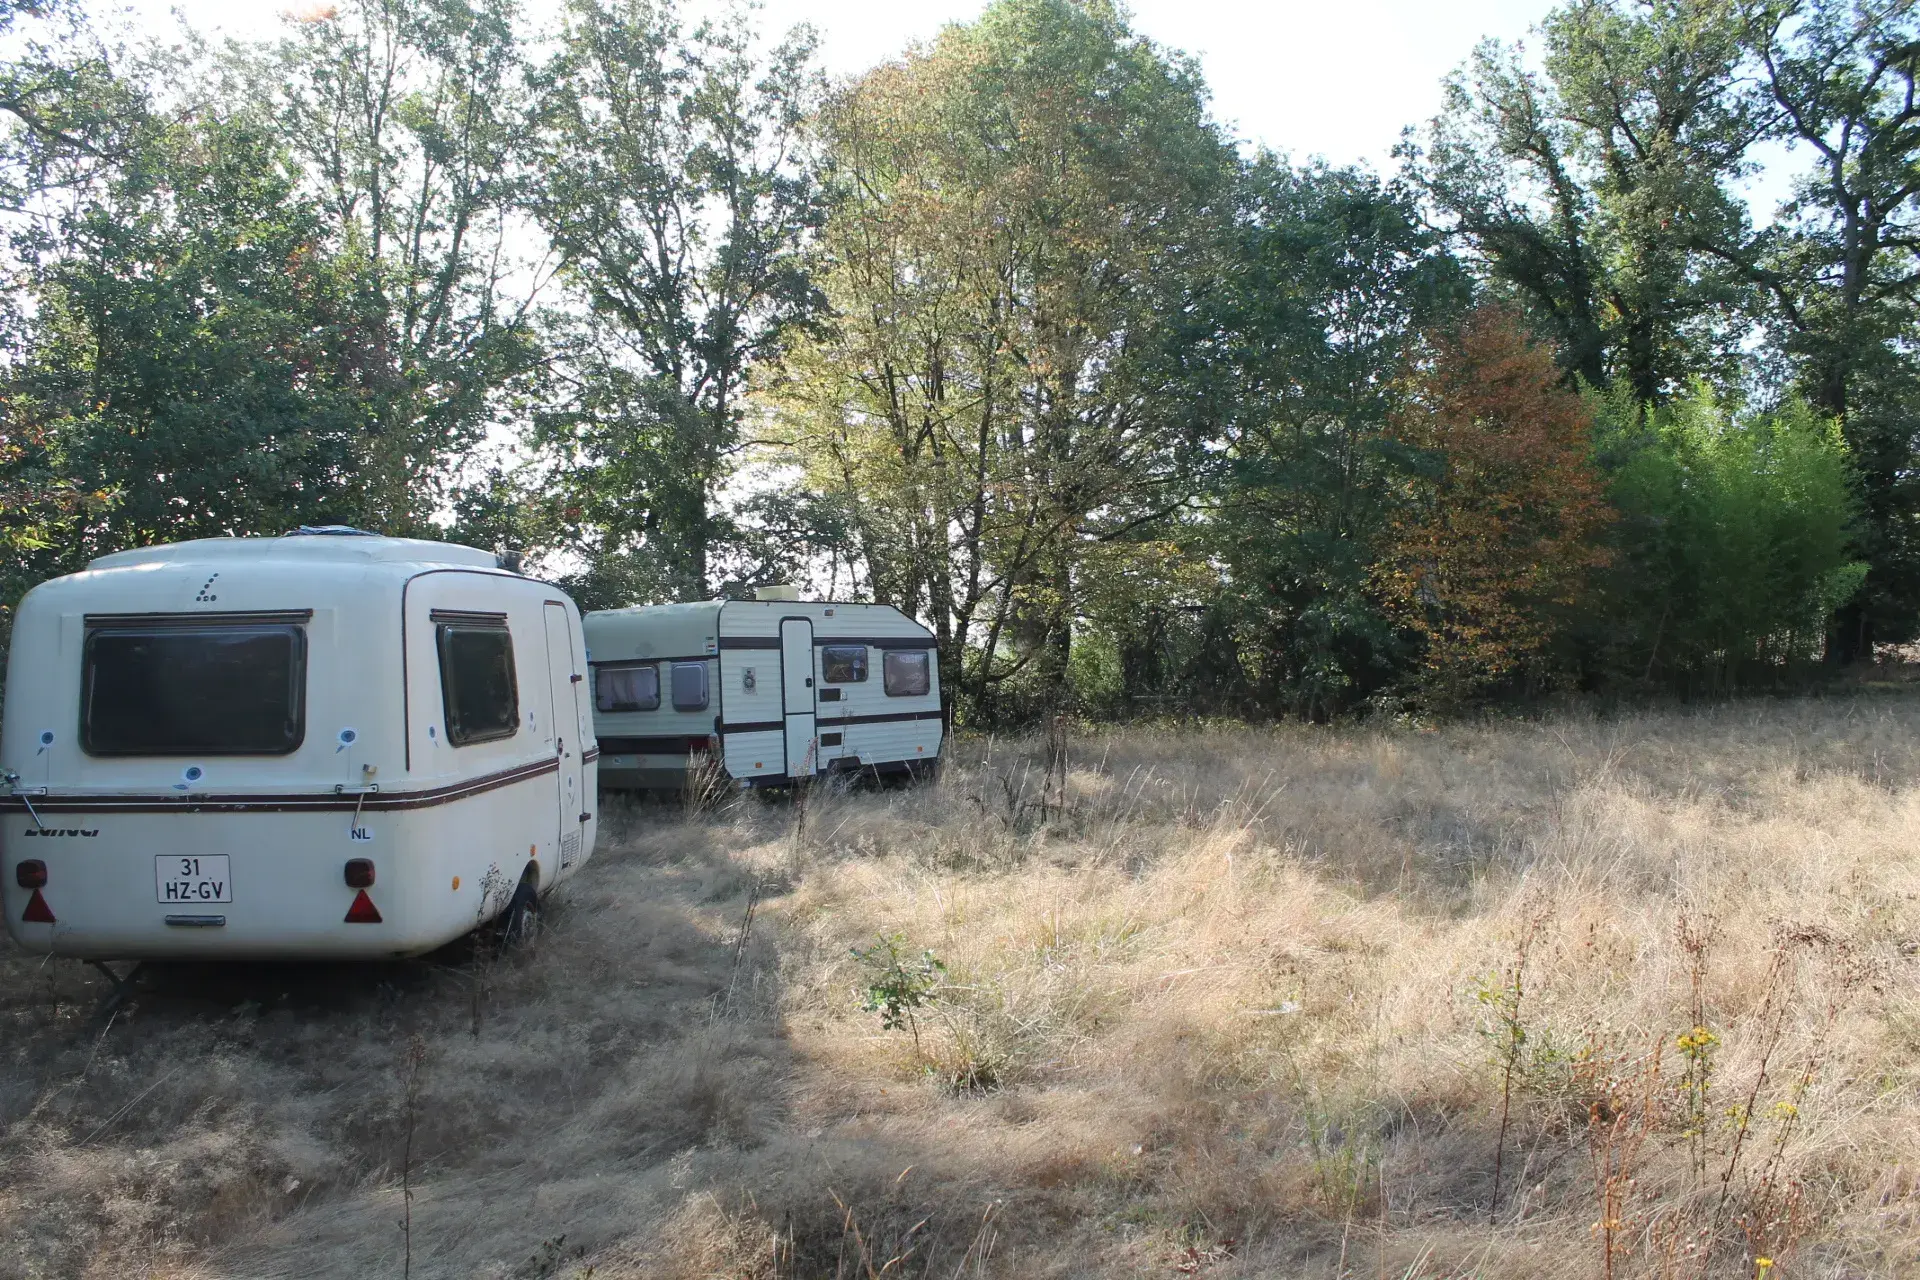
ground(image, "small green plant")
xmin=851 ymin=932 xmax=946 ymax=1056
xmin=1471 ymin=902 xmax=1551 ymax=1223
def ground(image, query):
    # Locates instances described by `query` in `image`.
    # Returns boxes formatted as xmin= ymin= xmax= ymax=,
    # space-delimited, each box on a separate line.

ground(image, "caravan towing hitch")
xmin=85 ymin=960 xmax=146 ymax=1020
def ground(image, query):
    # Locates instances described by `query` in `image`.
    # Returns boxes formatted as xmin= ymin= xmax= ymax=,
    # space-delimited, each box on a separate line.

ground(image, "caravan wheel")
xmin=498 ymin=877 xmax=540 ymax=954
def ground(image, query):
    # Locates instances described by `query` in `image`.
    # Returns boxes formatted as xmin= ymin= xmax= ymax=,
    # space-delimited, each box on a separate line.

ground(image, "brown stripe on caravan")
xmin=818 ymin=709 xmax=945 ymax=727
xmin=587 ymin=655 xmax=715 ymax=667
xmin=715 ymin=635 xmax=936 ymax=650
xmin=720 ymin=709 xmax=942 ymax=733
xmin=0 ymin=758 xmax=558 ymax=815
xmin=596 ymin=736 xmax=713 ymax=755
xmin=717 ymin=720 xmax=784 ymax=735
xmin=811 ymin=636 xmax=936 ymax=649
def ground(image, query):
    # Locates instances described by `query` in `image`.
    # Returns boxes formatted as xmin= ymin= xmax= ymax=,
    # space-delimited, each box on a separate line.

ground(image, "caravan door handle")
xmin=556 ymin=737 xmax=565 ymax=757
xmin=805 ymin=677 xmax=813 ymax=688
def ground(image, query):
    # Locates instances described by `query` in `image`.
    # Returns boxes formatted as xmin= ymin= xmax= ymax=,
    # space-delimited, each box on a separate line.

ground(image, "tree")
xmin=6 ymin=115 xmax=379 ymax=571
xmin=0 ymin=0 xmax=151 ymax=608
xmin=1409 ymin=0 xmax=1763 ymax=401
xmin=529 ymin=0 xmax=827 ymax=600
xmin=1721 ymin=0 xmax=1920 ymax=658
xmin=251 ymin=0 xmax=543 ymax=534
xmin=1201 ymin=157 xmax=1469 ymax=719
xmin=1377 ymin=305 xmax=1613 ymax=702
xmin=769 ymin=0 xmax=1237 ymax=719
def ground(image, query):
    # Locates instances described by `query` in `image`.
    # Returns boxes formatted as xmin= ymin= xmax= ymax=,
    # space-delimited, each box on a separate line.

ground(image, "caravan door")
xmin=779 ymin=617 xmax=817 ymax=778
xmin=543 ymin=603 xmax=587 ymax=874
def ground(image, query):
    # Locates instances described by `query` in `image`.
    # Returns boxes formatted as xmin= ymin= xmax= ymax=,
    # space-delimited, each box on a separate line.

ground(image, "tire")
xmin=497 ymin=877 xmax=540 ymax=954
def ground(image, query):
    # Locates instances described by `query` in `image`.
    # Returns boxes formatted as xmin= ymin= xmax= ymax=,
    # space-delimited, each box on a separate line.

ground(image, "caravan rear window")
xmin=595 ymin=663 xmax=660 ymax=713
xmin=82 ymin=620 xmax=307 ymax=756
xmin=438 ymin=623 xmax=519 ymax=746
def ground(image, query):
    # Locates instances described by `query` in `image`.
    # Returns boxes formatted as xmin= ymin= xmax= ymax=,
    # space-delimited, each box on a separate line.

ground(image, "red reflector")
xmin=344 ymin=889 xmax=383 ymax=924
xmin=16 ymin=859 xmax=48 ymax=889
xmin=22 ymin=888 xmax=55 ymax=924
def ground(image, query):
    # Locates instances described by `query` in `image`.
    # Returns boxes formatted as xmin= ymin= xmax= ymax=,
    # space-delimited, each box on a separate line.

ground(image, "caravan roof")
xmin=586 ymin=600 xmax=724 ymax=663
xmin=86 ymin=534 xmax=501 ymax=572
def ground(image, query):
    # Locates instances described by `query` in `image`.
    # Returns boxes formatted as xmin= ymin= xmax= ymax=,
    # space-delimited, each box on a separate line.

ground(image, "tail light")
xmin=344 ymin=858 xmax=375 ymax=889
xmin=16 ymin=860 xmax=47 ymax=889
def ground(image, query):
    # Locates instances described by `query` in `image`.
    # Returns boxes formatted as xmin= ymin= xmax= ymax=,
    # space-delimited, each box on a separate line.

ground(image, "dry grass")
xmin=5 ymin=696 xmax=1920 ymax=1278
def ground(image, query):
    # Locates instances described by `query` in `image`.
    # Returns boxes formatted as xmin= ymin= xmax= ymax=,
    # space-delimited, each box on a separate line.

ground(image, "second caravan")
xmin=585 ymin=594 xmax=942 ymax=789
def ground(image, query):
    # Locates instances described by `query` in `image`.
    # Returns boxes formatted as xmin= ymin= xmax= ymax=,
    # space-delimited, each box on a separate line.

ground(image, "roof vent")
xmin=288 ymin=525 xmax=379 ymax=537
xmin=496 ymin=548 xmax=525 ymax=573
xmin=754 ymin=584 xmax=800 ymax=602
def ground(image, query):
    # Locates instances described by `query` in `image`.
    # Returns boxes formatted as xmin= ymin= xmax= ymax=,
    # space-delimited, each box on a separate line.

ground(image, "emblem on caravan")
xmin=23 ymin=828 xmax=98 ymax=838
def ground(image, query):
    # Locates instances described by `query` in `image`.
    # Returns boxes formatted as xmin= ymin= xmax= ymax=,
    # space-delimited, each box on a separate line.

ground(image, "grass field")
xmin=3 ymin=698 xmax=1919 ymax=1278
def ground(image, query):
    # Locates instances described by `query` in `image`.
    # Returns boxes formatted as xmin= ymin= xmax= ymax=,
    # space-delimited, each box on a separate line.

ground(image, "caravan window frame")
xmin=436 ymin=617 xmax=520 ymax=747
xmin=594 ymin=662 xmax=661 ymax=713
xmin=883 ymin=649 xmax=932 ymax=698
xmin=821 ymin=645 xmax=868 ymax=683
xmin=79 ymin=613 xmax=310 ymax=757
xmin=670 ymin=661 xmax=709 ymax=711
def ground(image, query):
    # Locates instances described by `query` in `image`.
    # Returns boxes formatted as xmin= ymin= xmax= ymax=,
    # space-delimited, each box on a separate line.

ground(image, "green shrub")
xmin=1590 ymin=386 xmax=1864 ymax=692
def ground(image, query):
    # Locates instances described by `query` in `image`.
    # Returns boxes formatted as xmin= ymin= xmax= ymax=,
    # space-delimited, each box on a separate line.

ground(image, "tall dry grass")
xmin=3 ymin=697 xmax=1919 ymax=1277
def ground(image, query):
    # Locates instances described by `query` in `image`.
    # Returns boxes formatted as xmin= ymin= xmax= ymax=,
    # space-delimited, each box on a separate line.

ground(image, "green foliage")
xmin=768 ymin=0 xmax=1238 ymax=721
xmin=850 ymin=932 xmax=945 ymax=1051
xmin=256 ymin=0 xmax=544 ymax=535
xmin=7 ymin=114 xmax=379 ymax=579
xmin=527 ymin=0 xmax=828 ymax=600
xmin=1200 ymin=158 xmax=1470 ymax=718
xmin=4 ymin=0 xmax=1920 ymax=727
xmin=1591 ymin=385 xmax=1863 ymax=690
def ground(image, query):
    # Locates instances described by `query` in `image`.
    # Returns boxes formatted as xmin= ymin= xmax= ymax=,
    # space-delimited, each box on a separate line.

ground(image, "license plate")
xmin=155 ymin=855 xmax=231 ymax=904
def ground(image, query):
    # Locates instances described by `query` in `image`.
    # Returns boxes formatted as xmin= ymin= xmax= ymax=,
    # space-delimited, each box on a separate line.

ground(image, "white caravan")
xmin=584 ymin=594 xmax=942 ymax=789
xmin=1 ymin=531 xmax=599 ymax=961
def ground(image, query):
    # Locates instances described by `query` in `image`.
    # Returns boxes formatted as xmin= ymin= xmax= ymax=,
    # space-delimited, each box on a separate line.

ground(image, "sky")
xmin=135 ymin=0 xmax=1559 ymax=172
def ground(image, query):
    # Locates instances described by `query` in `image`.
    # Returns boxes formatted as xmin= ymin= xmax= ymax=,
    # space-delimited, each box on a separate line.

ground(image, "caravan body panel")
xmin=1 ymin=536 xmax=598 ymax=960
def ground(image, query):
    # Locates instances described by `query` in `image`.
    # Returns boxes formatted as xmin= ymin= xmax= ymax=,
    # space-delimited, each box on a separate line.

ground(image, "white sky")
xmin=138 ymin=0 xmax=1555 ymax=171
xmin=121 ymin=0 xmax=1806 ymax=235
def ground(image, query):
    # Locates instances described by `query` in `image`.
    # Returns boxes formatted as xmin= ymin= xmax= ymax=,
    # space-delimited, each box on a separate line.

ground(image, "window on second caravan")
xmin=821 ymin=645 xmax=867 ymax=683
xmin=438 ymin=624 xmax=519 ymax=746
xmin=595 ymin=662 xmax=660 ymax=713
xmin=883 ymin=649 xmax=932 ymax=697
xmin=670 ymin=661 xmax=708 ymax=711
xmin=82 ymin=621 xmax=307 ymax=755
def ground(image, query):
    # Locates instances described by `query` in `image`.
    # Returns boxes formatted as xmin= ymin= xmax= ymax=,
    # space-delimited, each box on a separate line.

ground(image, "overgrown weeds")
xmin=2 ymin=698 xmax=1917 ymax=1276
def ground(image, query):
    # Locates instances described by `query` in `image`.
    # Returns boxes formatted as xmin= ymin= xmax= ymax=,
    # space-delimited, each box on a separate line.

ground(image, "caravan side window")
xmin=595 ymin=662 xmax=660 ymax=713
xmin=670 ymin=662 xmax=708 ymax=711
xmin=437 ymin=622 xmax=519 ymax=746
xmin=883 ymin=649 xmax=932 ymax=697
xmin=821 ymin=646 xmax=868 ymax=683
